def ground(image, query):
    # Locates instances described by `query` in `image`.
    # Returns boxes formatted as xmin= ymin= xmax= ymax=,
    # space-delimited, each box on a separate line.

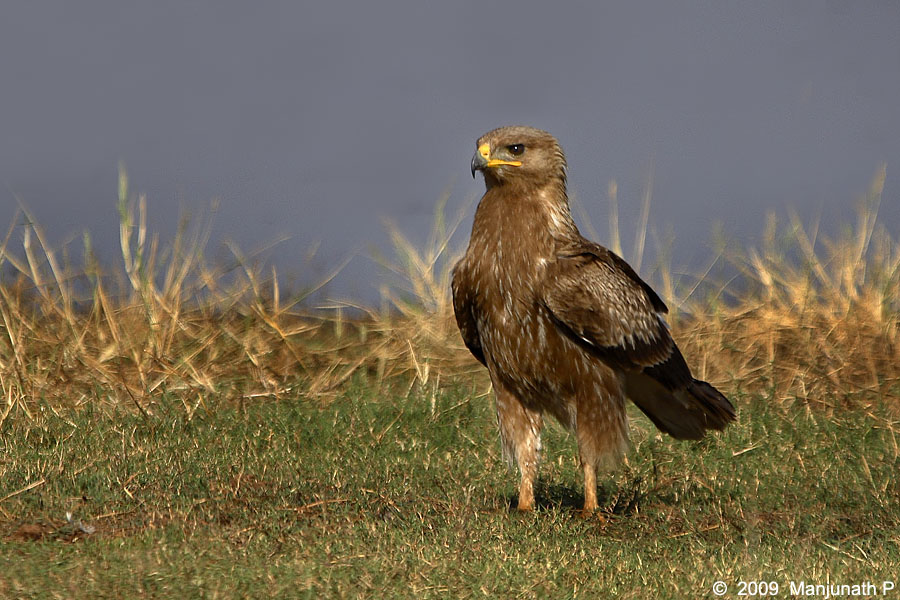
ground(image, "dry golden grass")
xmin=681 ymin=164 xmax=900 ymax=410
xmin=1 ymin=166 xmax=898 ymax=425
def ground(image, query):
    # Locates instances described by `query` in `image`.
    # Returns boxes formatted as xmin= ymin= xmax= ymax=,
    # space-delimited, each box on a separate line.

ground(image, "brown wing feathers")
xmin=541 ymin=245 xmax=736 ymax=437
xmin=451 ymin=265 xmax=486 ymax=366
xmin=542 ymin=245 xmax=675 ymax=372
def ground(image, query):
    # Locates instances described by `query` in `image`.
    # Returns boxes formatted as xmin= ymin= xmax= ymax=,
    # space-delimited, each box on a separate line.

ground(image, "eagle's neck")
xmin=536 ymin=179 xmax=579 ymax=240
xmin=468 ymin=178 xmax=576 ymax=307
xmin=476 ymin=178 xmax=579 ymax=242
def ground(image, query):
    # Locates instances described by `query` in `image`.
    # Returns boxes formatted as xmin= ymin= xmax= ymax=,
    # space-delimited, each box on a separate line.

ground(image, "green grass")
xmin=2 ymin=384 xmax=899 ymax=598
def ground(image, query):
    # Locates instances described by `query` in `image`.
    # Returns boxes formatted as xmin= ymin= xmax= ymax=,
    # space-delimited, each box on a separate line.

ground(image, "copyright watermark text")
xmin=711 ymin=580 xmax=896 ymax=597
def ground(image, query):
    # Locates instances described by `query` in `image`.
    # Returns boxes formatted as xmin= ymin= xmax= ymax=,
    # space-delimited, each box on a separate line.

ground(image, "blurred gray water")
xmin=1 ymin=1 xmax=898 ymax=301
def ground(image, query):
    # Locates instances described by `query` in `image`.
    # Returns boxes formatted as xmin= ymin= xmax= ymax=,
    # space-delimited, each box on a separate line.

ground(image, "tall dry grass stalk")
xmin=1 ymin=166 xmax=898 ymax=425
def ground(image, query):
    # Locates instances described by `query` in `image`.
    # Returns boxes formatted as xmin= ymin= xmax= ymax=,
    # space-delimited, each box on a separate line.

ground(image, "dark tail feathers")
xmin=626 ymin=374 xmax=736 ymax=441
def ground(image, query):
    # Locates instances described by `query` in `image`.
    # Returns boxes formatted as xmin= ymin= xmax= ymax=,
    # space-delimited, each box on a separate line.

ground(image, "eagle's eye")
xmin=507 ymin=144 xmax=525 ymax=156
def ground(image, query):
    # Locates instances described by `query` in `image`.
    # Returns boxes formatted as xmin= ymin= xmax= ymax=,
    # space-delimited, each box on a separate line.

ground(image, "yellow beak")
xmin=470 ymin=142 xmax=522 ymax=177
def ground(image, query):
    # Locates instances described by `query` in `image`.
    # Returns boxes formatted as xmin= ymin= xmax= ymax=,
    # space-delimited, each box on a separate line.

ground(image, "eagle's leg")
xmin=512 ymin=407 xmax=543 ymax=512
xmin=576 ymin=411 xmax=603 ymax=516
xmin=493 ymin=381 xmax=543 ymax=511
xmin=575 ymin=377 xmax=627 ymax=519
xmin=581 ymin=460 xmax=599 ymax=513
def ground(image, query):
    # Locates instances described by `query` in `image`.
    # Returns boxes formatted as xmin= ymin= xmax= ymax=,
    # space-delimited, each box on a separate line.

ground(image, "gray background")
xmin=2 ymin=2 xmax=898 ymax=300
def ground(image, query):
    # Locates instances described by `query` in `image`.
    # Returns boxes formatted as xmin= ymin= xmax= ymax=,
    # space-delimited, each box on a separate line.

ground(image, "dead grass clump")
xmin=0 ymin=168 xmax=327 ymax=423
xmin=676 ymin=165 xmax=899 ymax=408
xmin=1 ymin=166 xmax=898 ymax=424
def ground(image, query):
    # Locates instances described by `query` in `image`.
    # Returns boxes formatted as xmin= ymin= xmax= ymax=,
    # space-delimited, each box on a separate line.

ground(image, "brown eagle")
xmin=452 ymin=126 xmax=735 ymax=515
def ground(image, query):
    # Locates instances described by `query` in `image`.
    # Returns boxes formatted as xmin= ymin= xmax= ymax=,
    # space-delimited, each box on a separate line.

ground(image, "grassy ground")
xmin=3 ymin=382 xmax=899 ymax=598
xmin=3 ymin=167 xmax=900 ymax=597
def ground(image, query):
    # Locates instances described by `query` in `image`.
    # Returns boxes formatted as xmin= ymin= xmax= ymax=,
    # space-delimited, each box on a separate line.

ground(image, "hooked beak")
xmin=471 ymin=143 xmax=490 ymax=178
xmin=470 ymin=142 xmax=522 ymax=178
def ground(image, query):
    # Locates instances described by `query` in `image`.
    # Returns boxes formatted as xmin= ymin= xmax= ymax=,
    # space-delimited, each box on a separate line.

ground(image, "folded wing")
xmin=451 ymin=261 xmax=486 ymax=367
xmin=541 ymin=242 xmax=735 ymax=439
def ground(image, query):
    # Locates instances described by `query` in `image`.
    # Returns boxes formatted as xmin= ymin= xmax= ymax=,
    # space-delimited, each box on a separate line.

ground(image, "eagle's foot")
xmin=516 ymin=476 xmax=535 ymax=512
xmin=581 ymin=461 xmax=601 ymax=519
xmin=579 ymin=505 xmax=607 ymax=523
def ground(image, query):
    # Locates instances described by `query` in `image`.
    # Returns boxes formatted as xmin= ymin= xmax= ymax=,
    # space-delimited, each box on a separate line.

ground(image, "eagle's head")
xmin=471 ymin=126 xmax=567 ymax=189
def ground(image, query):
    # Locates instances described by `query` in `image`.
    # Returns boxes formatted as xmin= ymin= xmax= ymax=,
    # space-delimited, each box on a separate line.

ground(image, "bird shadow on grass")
xmin=505 ymin=476 xmax=644 ymax=516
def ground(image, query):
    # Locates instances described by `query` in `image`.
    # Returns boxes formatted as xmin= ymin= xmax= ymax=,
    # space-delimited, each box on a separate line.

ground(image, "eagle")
xmin=452 ymin=126 xmax=735 ymax=515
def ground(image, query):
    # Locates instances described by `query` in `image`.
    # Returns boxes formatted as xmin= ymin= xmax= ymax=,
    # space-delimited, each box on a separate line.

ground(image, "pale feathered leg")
xmin=581 ymin=460 xmax=599 ymax=515
xmin=492 ymin=379 xmax=543 ymax=511
xmin=575 ymin=370 xmax=628 ymax=517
